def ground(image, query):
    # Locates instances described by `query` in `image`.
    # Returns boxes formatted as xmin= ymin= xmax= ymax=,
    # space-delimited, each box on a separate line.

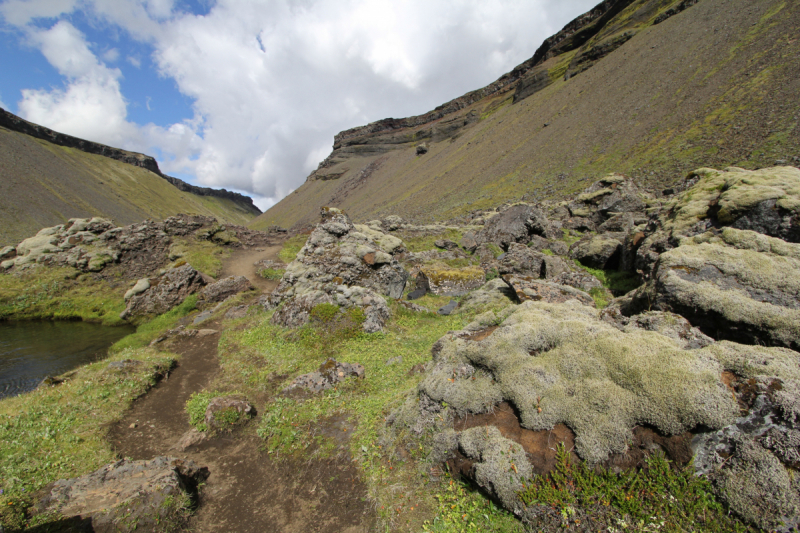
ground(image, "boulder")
xmin=569 ymin=234 xmax=624 ymax=270
xmin=35 ymin=457 xmax=208 ymax=532
xmin=204 ymin=395 xmax=254 ymax=432
xmin=475 ymin=204 xmax=553 ymax=249
xmin=568 ymin=174 xmax=648 ymax=224
xmin=623 ymin=228 xmax=800 ymax=350
xmin=416 ymin=266 xmax=485 ymax=296
xmin=199 ymin=275 xmax=254 ymax=304
xmin=434 ymin=239 xmax=459 ymax=251
xmin=283 ymin=358 xmax=365 ymax=395
xmin=497 ymin=243 xmax=545 ymax=278
xmin=457 ymin=278 xmax=518 ymax=314
xmin=502 ymin=274 xmax=595 ymax=307
xmin=121 ymin=265 xmax=206 ymax=320
xmin=267 ymin=207 xmax=407 ymax=332
xmin=460 ymin=231 xmax=478 ymax=253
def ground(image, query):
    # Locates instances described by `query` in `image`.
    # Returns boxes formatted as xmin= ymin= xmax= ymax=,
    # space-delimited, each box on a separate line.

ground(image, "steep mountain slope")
xmin=0 ymin=109 xmax=261 ymax=246
xmin=253 ymin=0 xmax=800 ymax=231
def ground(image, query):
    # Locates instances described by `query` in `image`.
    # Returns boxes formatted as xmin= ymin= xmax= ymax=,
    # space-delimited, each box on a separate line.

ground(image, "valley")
xmin=0 ymin=0 xmax=799 ymax=531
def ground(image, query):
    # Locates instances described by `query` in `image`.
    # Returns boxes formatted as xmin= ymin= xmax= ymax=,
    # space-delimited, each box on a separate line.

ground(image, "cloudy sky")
xmin=0 ymin=0 xmax=597 ymax=210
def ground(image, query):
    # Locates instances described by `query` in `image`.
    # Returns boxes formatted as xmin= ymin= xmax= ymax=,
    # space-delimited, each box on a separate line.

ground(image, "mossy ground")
xmin=398 ymin=229 xmax=464 ymax=253
xmin=0 ymin=347 xmax=177 ymax=530
xmin=0 ymin=266 xmax=125 ymax=324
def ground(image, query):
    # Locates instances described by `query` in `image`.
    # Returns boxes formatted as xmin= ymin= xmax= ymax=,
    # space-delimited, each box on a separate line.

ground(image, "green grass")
xmin=0 ymin=266 xmax=125 ymax=325
xmin=399 ymin=229 xmax=464 ymax=253
xmin=422 ymin=477 xmax=523 ymax=532
xmin=574 ymin=260 xmax=642 ymax=308
xmin=259 ymin=267 xmax=285 ymax=280
xmin=175 ymin=237 xmax=230 ymax=278
xmin=518 ymin=445 xmax=756 ymax=532
xmin=109 ymin=295 xmax=198 ymax=352
xmin=215 ymin=299 xmax=513 ymax=529
xmin=0 ymin=347 xmax=177 ymax=530
xmin=278 ymin=234 xmax=310 ymax=263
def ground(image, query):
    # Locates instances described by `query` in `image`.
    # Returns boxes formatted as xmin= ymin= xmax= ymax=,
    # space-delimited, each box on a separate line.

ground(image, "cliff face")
xmin=0 ymin=108 xmax=260 ymax=215
xmin=252 ymin=0 xmax=800 ymax=231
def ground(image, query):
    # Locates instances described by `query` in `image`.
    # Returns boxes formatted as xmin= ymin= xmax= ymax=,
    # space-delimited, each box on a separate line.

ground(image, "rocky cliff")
xmin=253 ymin=0 xmax=800 ymax=232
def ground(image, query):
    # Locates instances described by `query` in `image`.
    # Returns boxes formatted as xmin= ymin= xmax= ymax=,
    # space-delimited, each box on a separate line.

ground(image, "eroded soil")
xmin=106 ymin=247 xmax=374 ymax=533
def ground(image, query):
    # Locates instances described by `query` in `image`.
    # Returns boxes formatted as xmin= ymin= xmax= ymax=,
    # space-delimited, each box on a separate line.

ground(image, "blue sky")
xmin=0 ymin=0 xmax=598 ymax=210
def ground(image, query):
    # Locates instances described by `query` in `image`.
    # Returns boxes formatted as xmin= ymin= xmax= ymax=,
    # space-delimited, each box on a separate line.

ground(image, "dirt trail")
xmin=107 ymin=245 xmax=374 ymax=532
xmin=221 ymin=245 xmax=284 ymax=292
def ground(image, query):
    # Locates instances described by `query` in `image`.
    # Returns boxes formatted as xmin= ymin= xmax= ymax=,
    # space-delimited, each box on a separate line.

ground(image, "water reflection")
xmin=0 ymin=321 xmax=134 ymax=399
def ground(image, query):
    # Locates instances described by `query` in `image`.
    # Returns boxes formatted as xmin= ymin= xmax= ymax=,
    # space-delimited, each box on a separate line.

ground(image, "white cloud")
xmin=102 ymin=47 xmax=119 ymax=62
xmin=2 ymin=0 xmax=600 ymax=207
xmin=0 ymin=0 xmax=76 ymax=26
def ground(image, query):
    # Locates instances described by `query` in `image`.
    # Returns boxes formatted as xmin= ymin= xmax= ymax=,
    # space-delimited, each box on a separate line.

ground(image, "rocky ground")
xmin=1 ymin=163 xmax=799 ymax=532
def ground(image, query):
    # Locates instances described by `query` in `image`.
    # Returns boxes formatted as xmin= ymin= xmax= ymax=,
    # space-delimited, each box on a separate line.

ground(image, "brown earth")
xmin=220 ymin=245 xmax=284 ymax=293
xmin=106 ymin=248 xmax=374 ymax=533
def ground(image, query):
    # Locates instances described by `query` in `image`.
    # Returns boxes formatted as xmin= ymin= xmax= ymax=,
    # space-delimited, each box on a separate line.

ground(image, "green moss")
xmin=575 ymin=261 xmax=641 ymax=296
xmin=309 ymin=302 xmax=340 ymax=323
xmin=0 ymin=348 xmax=176 ymax=530
xmin=0 ymin=266 xmax=125 ymax=324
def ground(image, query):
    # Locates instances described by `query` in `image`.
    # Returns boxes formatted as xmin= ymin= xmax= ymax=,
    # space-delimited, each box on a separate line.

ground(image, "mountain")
xmin=251 ymin=0 xmax=800 ymax=231
xmin=0 ymin=108 xmax=261 ymax=246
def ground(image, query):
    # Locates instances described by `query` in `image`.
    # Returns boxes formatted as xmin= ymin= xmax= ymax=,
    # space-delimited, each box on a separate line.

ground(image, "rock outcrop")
xmin=267 ymin=207 xmax=407 ymax=332
xmin=35 ymin=457 xmax=209 ymax=532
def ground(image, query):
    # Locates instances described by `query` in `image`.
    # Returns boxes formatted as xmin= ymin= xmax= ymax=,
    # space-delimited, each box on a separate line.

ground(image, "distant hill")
xmin=252 ymin=0 xmax=800 ymax=231
xmin=0 ymin=108 xmax=261 ymax=246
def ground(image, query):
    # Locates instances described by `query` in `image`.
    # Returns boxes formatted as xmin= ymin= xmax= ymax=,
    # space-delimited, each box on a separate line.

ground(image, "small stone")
xmin=129 ymin=423 xmax=137 ymax=429
xmin=438 ymin=300 xmax=458 ymax=315
xmin=407 ymin=288 xmax=427 ymax=300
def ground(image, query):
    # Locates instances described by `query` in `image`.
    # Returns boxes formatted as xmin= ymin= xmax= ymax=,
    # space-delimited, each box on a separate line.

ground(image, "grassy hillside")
xmin=0 ymin=127 xmax=258 ymax=246
xmin=253 ymin=0 xmax=800 ymax=230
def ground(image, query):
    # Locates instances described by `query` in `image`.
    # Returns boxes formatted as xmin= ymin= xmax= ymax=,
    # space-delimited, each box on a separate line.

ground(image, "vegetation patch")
xmin=110 ymin=295 xmax=198 ymax=352
xmin=0 ymin=347 xmax=176 ymax=530
xmin=575 ymin=261 xmax=641 ymax=303
xmin=185 ymin=390 xmax=251 ymax=432
xmin=422 ymin=477 xmax=522 ymax=532
xmin=278 ymin=234 xmax=310 ymax=263
xmin=0 ymin=266 xmax=125 ymax=324
xmin=399 ymin=229 xmax=464 ymax=253
xmin=172 ymin=237 xmax=230 ymax=278
xmin=518 ymin=445 xmax=755 ymax=532
xmin=259 ymin=267 xmax=285 ymax=280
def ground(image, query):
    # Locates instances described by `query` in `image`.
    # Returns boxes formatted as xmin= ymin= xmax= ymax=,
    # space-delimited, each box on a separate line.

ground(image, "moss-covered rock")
xmin=627 ymin=228 xmax=800 ymax=349
xmin=417 ymin=265 xmax=485 ymax=295
xmin=417 ymin=300 xmax=739 ymax=464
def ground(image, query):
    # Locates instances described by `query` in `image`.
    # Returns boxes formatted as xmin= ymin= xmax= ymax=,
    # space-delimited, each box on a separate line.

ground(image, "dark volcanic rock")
xmin=268 ymin=207 xmax=406 ymax=332
xmin=569 ymin=234 xmax=624 ymax=270
xmin=200 ymin=275 xmax=254 ymax=304
xmin=35 ymin=457 xmax=209 ymax=532
xmin=476 ymin=204 xmax=553 ymax=249
xmin=121 ymin=265 xmax=206 ymax=320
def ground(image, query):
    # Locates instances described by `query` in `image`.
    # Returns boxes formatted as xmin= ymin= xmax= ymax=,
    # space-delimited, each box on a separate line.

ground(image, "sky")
xmin=0 ymin=0 xmax=598 ymax=210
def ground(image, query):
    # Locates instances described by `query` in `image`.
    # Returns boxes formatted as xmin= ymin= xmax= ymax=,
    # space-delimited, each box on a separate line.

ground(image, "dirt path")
xmin=221 ymin=245 xmax=284 ymax=293
xmin=107 ymin=246 xmax=374 ymax=532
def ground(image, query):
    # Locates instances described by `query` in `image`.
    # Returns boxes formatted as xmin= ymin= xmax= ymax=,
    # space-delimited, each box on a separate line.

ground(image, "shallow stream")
xmin=0 ymin=320 xmax=134 ymax=399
